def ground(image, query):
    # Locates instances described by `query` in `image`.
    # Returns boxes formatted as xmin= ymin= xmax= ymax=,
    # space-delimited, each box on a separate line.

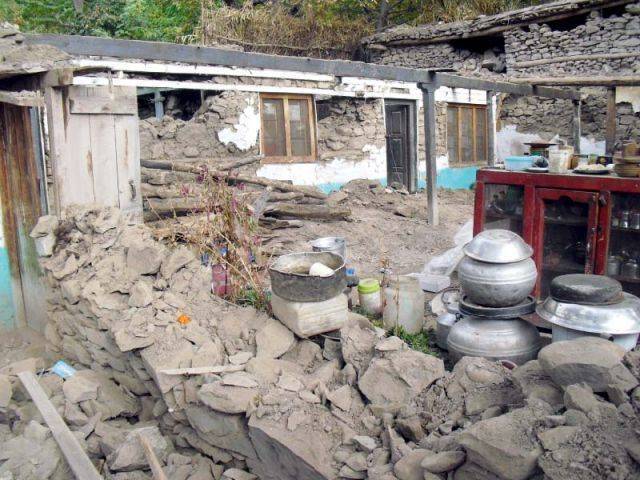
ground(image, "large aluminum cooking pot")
xmin=447 ymin=315 xmax=541 ymax=366
xmin=269 ymin=252 xmax=346 ymax=302
xmin=458 ymin=256 xmax=537 ymax=307
xmin=463 ymin=229 xmax=533 ymax=264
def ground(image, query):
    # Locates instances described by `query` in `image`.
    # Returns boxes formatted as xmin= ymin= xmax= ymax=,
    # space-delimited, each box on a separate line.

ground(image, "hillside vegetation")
xmin=1 ymin=0 xmax=543 ymax=58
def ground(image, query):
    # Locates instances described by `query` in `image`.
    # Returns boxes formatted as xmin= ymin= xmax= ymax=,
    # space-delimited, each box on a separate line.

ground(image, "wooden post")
xmin=421 ymin=85 xmax=438 ymax=226
xmin=605 ymin=87 xmax=617 ymax=156
xmin=486 ymin=90 xmax=496 ymax=166
xmin=153 ymin=89 xmax=164 ymax=120
xmin=572 ymin=99 xmax=582 ymax=154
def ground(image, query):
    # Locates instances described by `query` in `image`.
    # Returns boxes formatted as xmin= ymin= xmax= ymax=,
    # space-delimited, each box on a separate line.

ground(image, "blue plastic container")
xmin=504 ymin=156 xmax=538 ymax=171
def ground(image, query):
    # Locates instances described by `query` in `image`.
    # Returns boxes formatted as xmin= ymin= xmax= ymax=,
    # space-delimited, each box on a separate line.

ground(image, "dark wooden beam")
xmin=573 ymin=99 xmax=582 ymax=154
xmin=605 ymin=87 xmax=617 ymax=156
xmin=486 ymin=90 xmax=496 ymax=167
xmin=24 ymin=34 xmax=444 ymax=84
xmin=510 ymin=76 xmax=640 ymax=87
xmin=420 ymin=85 xmax=438 ymax=226
xmin=434 ymin=73 xmax=580 ymax=100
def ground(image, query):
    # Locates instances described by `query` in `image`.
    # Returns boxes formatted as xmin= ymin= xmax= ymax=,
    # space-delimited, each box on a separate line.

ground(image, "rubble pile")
xmin=1 ymin=206 xmax=640 ymax=479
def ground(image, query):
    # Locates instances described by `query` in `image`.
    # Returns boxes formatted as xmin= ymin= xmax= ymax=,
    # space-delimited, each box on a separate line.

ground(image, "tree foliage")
xmin=1 ymin=0 xmax=542 ymax=48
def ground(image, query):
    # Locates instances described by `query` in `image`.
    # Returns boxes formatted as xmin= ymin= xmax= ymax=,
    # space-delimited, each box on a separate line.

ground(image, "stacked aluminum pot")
xmin=447 ymin=229 xmax=542 ymax=365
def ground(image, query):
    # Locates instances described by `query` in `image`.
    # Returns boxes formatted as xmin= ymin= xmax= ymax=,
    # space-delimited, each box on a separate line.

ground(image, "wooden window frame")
xmin=447 ymin=103 xmax=488 ymax=166
xmin=260 ymin=93 xmax=317 ymax=164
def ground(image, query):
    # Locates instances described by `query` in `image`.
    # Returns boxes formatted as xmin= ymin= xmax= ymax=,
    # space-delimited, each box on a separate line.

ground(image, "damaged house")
xmin=363 ymin=0 xmax=640 ymax=172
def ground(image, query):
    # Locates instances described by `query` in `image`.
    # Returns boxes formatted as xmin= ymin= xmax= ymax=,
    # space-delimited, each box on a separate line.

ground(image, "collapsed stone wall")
xmin=139 ymin=90 xmax=261 ymax=163
xmin=499 ymin=88 xmax=640 ymax=147
xmin=367 ymin=43 xmax=505 ymax=77
xmin=506 ymin=4 xmax=640 ymax=77
xmin=316 ymin=97 xmax=386 ymax=162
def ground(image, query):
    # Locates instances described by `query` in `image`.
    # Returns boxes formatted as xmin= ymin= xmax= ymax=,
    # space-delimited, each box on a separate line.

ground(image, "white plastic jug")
xmin=383 ymin=275 xmax=425 ymax=334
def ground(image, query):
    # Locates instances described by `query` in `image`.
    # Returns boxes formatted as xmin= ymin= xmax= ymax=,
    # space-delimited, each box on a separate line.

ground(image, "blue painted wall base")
xmin=315 ymin=166 xmax=478 ymax=194
xmin=0 ymin=247 xmax=15 ymax=329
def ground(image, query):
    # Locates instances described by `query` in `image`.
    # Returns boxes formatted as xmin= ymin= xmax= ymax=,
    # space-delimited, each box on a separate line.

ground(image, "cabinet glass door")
xmin=606 ymin=193 xmax=640 ymax=296
xmin=482 ymin=184 xmax=524 ymax=236
xmin=535 ymin=189 xmax=599 ymax=297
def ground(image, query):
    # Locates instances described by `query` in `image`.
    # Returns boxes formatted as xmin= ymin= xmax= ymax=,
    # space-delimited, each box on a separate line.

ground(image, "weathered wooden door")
xmin=45 ymin=85 xmax=142 ymax=220
xmin=0 ymin=103 xmax=47 ymax=331
xmin=385 ymin=102 xmax=415 ymax=191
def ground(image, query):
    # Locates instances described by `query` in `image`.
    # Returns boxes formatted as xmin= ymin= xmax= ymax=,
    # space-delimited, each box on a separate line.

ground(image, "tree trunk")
xmin=376 ymin=0 xmax=390 ymax=32
xmin=263 ymin=203 xmax=351 ymax=221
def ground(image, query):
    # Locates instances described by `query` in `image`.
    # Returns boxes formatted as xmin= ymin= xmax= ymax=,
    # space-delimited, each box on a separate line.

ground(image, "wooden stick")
xmin=138 ymin=434 xmax=168 ymax=480
xmin=17 ymin=372 xmax=102 ymax=480
xmin=141 ymin=160 xmax=327 ymax=199
xmin=263 ymin=203 xmax=351 ymax=221
xmin=159 ymin=364 xmax=244 ymax=376
xmin=509 ymin=76 xmax=640 ymax=87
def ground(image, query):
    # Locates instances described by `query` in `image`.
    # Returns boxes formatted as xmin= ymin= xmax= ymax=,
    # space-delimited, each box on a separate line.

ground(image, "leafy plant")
xmin=389 ymin=325 xmax=435 ymax=356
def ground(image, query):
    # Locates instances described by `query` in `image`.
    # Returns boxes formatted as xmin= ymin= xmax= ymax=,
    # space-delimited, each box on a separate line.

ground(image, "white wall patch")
xmin=217 ymin=98 xmax=260 ymax=151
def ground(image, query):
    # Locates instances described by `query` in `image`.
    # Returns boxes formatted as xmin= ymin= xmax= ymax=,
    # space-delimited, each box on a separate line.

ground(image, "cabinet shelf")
xmin=542 ymin=261 xmax=585 ymax=274
xmin=611 ymin=275 xmax=640 ymax=284
xmin=486 ymin=212 xmax=522 ymax=221
xmin=611 ymin=226 xmax=640 ymax=233
xmin=543 ymin=216 xmax=586 ymax=226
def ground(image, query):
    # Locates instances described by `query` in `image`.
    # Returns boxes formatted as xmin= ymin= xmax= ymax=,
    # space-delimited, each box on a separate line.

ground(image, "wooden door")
xmin=385 ymin=102 xmax=414 ymax=191
xmin=45 ymin=85 xmax=142 ymax=220
xmin=0 ymin=103 xmax=47 ymax=331
xmin=533 ymin=188 xmax=600 ymax=298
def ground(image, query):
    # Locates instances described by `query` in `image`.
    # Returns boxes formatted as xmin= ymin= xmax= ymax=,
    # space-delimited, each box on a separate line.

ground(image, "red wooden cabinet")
xmin=473 ymin=169 xmax=640 ymax=298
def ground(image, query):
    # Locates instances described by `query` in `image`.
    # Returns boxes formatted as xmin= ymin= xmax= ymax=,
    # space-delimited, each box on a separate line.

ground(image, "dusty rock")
xmin=229 ymin=351 xmax=253 ymax=365
xmin=353 ymin=435 xmax=378 ymax=452
xmin=459 ymin=406 xmax=548 ymax=480
xmin=537 ymin=426 xmax=579 ymax=451
xmin=396 ymin=416 xmax=424 ymax=442
xmin=375 ymin=336 xmax=404 ymax=352
xmin=108 ymin=425 xmax=172 ymax=472
xmin=127 ymin=241 xmax=164 ymax=275
xmin=326 ymin=385 xmax=353 ymax=411
xmin=359 ymin=349 xmax=444 ymax=407
xmin=393 ymin=449 xmax=430 ymax=480
xmin=255 ymin=320 xmax=295 ymax=359
xmin=276 ymin=373 xmax=303 ymax=392
xmin=221 ymin=469 xmax=257 ymax=480
xmin=563 ymin=383 xmax=603 ymax=414
xmin=160 ymin=245 xmax=195 ymax=278
xmin=0 ymin=374 xmax=13 ymax=408
xmin=222 ymin=372 xmax=258 ymax=388
xmin=511 ymin=360 xmax=563 ymax=409
xmin=421 ymin=450 xmax=466 ymax=473
xmin=341 ymin=315 xmax=378 ymax=374
xmin=538 ymin=337 xmax=638 ymax=392
xmin=606 ymin=383 xmax=628 ymax=406
xmin=453 ymin=461 xmax=501 ymax=480
xmin=192 ymin=339 xmax=224 ymax=368
xmin=339 ymin=464 xmax=367 ymax=479
xmin=345 ymin=452 xmax=368 ymax=471
xmin=185 ymin=406 xmax=256 ymax=458
xmin=63 ymin=373 xmax=99 ymax=403
xmin=128 ymin=281 xmax=154 ymax=307
xmin=199 ymin=382 xmax=259 ymax=414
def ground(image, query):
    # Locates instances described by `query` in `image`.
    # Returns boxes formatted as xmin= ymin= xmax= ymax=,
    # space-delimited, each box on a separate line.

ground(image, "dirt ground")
xmin=268 ymin=182 xmax=475 ymax=279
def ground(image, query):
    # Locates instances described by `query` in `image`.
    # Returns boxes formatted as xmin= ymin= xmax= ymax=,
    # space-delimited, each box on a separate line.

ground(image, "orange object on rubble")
xmin=177 ymin=314 xmax=191 ymax=325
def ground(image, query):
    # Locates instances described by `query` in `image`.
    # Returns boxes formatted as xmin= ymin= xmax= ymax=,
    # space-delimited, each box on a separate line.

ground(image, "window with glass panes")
xmin=446 ymin=103 xmax=488 ymax=164
xmin=260 ymin=94 xmax=316 ymax=163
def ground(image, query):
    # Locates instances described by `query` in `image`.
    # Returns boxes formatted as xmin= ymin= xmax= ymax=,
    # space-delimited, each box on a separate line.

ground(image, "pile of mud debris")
xmin=1 ymin=206 xmax=639 ymax=480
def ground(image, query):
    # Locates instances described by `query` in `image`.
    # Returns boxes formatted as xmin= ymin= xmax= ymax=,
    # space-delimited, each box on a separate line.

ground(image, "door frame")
xmin=533 ymin=188 xmax=600 ymax=296
xmin=384 ymin=100 xmax=417 ymax=192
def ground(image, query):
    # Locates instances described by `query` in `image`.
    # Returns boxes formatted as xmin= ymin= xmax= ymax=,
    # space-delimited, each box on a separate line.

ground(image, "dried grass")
xmin=199 ymin=1 xmax=372 ymax=58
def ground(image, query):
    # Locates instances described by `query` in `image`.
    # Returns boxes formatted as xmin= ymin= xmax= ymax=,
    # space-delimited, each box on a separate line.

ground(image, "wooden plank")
xmin=486 ymin=91 xmax=496 ymax=166
xmin=40 ymin=68 xmax=75 ymax=88
xmin=510 ymin=76 xmax=640 ymax=87
xmin=139 ymin=434 xmax=168 ymax=480
xmin=70 ymin=95 xmax=137 ymax=115
xmin=25 ymin=34 xmax=443 ymax=84
xmin=422 ymin=87 xmax=439 ymax=225
xmin=54 ymin=87 xmax=96 ymax=208
xmin=605 ymin=87 xmax=617 ymax=156
xmin=573 ymin=99 xmax=582 ymax=154
xmin=513 ymin=52 xmax=640 ymax=69
xmin=17 ymin=371 xmax=102 ymax=480
xmin=89 ymin=113 xmax=120 ymax=206
xmin=0 ymin=90 xmax=44 ymax=107
xmin=159 ymin=364 xmax=244 ymax=376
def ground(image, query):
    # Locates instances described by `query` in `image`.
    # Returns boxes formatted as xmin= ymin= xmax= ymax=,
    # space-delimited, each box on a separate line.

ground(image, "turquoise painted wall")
xmin=0 ymin=199 xmax=15 ymax=329
xmin=316 ymin=166 xmax=478 ymax=194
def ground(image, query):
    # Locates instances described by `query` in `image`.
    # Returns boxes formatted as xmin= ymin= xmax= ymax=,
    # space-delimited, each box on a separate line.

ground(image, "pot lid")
xmin=463 ymin=230 xmax=533 ymax=264
xmin=459 ymin=295 xmax=536 ymax=319
xmin=550 ymin=274 xmax=623 ymax=305
xmin=536 ymin=292 xmax=640 ymax=335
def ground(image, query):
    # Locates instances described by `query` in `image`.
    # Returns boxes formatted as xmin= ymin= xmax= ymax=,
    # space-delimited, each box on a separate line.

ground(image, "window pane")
xmin=460 ymin=107 xmax=473 ymax=163
xmin=262 ymin=98 xmax=286 ymax=156
xmin=475 ymin=107 xmax=487 ymax=162
xmin=288 ymin=99 xmax=312 ymax=157
xmin=447 ymin=107 xmax=458 ymax=163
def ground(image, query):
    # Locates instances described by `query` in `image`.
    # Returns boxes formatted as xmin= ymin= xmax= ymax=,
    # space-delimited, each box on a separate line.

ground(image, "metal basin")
xmin=463 ymin=229 xmax=533 ymax=264
xmin=458 ymin=256 xmax=537 ymax=307
xmin=536 ymin=292 xmax=640 ymax=335
xmin=269 ymin=252 xmax=346 ymax=302
xmin=310 ymin=237 xmax=346 ymax=260
xmin=447 ymin=316 xmax=541 ymax=366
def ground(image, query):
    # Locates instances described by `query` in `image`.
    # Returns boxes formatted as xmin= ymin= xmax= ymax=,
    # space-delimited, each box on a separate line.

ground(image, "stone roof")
xmin=363 ymin=0 xmax=634 ymax=47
